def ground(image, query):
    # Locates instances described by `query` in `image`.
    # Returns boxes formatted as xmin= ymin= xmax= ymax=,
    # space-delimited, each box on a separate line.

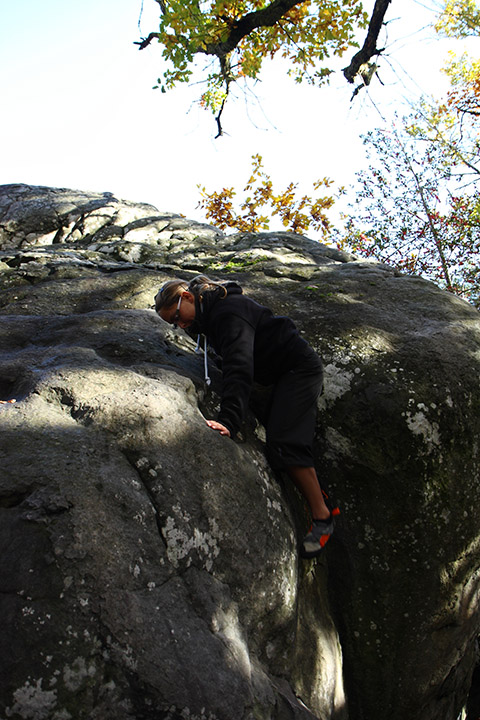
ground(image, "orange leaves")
xmin=197 ymin=186 xmax=238 ymax=227
xmin=197 ymin=154 xmax=338 ymax=236
xmin=444 ymin=54 xmax=480 ymax=119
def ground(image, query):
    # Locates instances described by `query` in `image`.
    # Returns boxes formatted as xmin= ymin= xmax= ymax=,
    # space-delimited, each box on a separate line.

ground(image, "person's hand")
xmin=205 ymin=419 xmax=231 ymax=437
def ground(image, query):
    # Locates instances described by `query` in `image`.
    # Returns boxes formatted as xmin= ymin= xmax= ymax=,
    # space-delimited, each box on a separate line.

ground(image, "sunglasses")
xmin=172 ymin=295 xmax=182 ymax=329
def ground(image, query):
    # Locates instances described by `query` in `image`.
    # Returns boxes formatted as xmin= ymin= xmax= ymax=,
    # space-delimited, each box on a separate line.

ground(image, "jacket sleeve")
xmin=212 ymin=313 xmax=256 ymax=438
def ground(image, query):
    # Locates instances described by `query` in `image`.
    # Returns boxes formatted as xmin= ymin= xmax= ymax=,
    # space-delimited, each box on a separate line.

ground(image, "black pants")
xmin=265 ymin=349 xmax=323 ymax=470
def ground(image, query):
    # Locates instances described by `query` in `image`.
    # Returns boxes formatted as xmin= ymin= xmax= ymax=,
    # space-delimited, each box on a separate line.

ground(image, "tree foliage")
xmin=340 ymin=118 xmax=480 ymax=306
xmin=136 ymin=1 xmax=399 ymax=133
xmin=339 ymin=2 xmax=480 ymax=308
xmin=441 ymin=51 xmax=480 ymax=119
xmin=197 ymin=153 xmax=338 ymax=236
xmin=435 ymin=0 xmax=480 ymax=38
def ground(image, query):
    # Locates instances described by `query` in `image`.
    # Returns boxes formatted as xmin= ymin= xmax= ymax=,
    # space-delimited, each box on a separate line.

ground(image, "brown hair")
xmin=154 ymin=279 xmax=188 ymax=313
xmin=154 ymin=275 xmax=227 ymax=313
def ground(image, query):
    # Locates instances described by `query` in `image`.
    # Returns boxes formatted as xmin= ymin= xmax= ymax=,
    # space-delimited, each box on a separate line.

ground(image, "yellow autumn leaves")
xmin=197 ymin=154 xmax=338 ymax=235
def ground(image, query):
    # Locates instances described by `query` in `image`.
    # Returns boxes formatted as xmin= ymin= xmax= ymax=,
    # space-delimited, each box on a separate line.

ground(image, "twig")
xmin=215 ymin=97 xmax=227 ymax=138
xmin=134 ymin=32 xmax=160 ymax=50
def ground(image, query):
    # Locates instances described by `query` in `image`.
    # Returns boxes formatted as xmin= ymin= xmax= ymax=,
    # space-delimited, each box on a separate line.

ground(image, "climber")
xmin=154 ymin=275 xmax=337 ymax=558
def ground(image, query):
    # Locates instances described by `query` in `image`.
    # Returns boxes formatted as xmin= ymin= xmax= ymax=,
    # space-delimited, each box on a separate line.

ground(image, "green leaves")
xmin=145 ymin=0 xmax=367 ymax=112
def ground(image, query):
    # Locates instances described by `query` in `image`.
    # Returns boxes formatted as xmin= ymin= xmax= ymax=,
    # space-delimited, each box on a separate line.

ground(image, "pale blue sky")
xmin=0 ymin=0 xmax=453 ymax=233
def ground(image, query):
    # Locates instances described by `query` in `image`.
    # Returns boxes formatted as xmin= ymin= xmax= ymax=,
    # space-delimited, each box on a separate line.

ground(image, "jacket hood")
xmin=184 ymin=281 xmax=244 ymax=383
xmin=223 ymin=281 xmax=243 ymax=296
xmin=193 ymin=281 xmax=243 ymax=333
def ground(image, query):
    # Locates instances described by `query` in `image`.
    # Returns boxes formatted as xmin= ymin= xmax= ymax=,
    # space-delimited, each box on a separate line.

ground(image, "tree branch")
xmin=215 ymin=96 xmax=228 ymax=138
xmin=201 ymin=0 xmax=305 ymax=58
xmin=135 ymin=0 xmax=304 ymax=56
xmin=134 ymin=32 xmax=160 ymax=50
xmin=138 ymin=0 xmax=394 ymax=89
xmin=415 ymin=104 xmax=480 ymax=177
xmin=397 ymin=131 xmax=454 ymax=291
xmin=343 ymin=0 xmax=392 ymax=84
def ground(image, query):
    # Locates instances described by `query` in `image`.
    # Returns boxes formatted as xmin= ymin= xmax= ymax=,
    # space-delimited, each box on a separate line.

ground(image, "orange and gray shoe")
xmin=300 ymin=507 xmax=340 ymax=559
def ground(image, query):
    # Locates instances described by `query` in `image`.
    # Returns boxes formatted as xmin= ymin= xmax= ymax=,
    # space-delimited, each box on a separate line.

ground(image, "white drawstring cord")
xmin=195 ymin=334 xmax=211 ymax=386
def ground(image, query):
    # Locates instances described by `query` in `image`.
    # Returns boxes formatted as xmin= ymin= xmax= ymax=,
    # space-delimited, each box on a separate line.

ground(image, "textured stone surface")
xmin=1 ymin=183 xmax=480 ymax=720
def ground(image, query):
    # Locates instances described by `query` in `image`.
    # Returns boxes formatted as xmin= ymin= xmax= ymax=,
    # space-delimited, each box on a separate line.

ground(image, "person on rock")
xmin=154 ymin=274 xmax=338 ymax=558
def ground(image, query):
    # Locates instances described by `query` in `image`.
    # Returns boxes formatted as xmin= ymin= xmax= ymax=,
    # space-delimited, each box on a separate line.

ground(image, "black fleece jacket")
xmin=195 ymin=282 xmax=313 ymax=437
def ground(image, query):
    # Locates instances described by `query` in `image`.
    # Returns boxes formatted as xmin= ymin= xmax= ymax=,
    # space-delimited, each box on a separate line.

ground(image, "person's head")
xmin=154 ymin=279 xmax=196 ymax=329
xmin=154 ymin=275 xmax=227 ymax=329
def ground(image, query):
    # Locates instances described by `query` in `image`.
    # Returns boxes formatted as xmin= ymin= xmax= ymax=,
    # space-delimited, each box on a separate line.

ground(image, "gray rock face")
xmin=1 ymin=183 xmax=480 ymax=720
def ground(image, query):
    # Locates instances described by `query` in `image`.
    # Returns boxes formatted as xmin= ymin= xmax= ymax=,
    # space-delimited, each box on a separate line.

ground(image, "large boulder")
xmin=1 ymin=183 xmax=479 ymax=720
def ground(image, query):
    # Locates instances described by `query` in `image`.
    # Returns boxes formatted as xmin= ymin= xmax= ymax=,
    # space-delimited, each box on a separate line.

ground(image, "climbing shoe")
xmin=300 ymin=512 xmax=338 ymax=559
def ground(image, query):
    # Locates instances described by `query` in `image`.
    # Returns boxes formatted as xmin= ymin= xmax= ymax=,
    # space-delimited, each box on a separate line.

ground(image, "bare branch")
xmin=215 ymin=97 xmax=227 ymax=138
xmin=134 ymin=32 xmax=160 ymax=50
xmin=214 ymin=56 xmax=233 ymax=138
xmin=343 ymin=0 xmax=392 ymax=84
xmin=396 ymin=129 xmax=454 ymax=291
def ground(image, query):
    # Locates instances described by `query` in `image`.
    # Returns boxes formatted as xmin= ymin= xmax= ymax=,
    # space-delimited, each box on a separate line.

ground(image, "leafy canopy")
xmin=339 ymin=1 xmax=480 ymax=308
xmin=143 ymin=0 xmax=368 ymax=114
xmin=435 ymin=0 xmax=480 ymax=37
xmin=340 ymin=116 xmax=480 ymax=307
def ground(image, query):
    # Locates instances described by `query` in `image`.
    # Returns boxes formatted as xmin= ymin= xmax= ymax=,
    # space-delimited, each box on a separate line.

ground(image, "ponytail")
xmin=187 ymin=275 xmax=227 ymax=299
